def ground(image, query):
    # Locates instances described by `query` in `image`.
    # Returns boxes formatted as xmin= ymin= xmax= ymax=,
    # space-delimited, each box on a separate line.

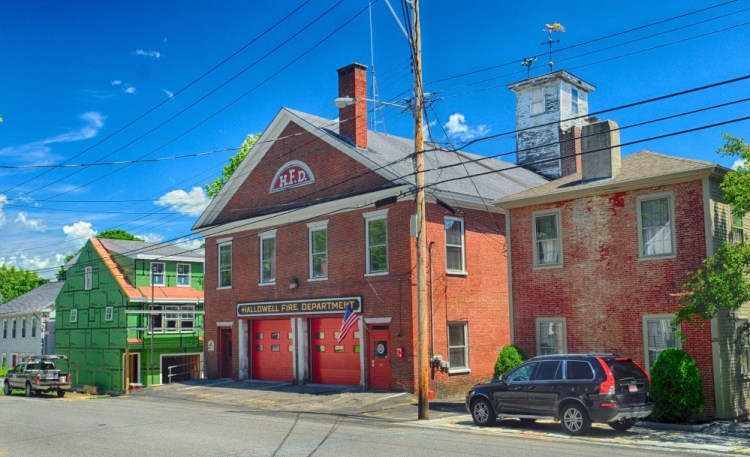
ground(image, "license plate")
xmin=628 ymin=384 xmax=637 ymax=392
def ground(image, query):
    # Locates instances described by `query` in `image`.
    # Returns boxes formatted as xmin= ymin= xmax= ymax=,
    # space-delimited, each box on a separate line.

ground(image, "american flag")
xmin=337 ymin=305 xmax=360 ymax=344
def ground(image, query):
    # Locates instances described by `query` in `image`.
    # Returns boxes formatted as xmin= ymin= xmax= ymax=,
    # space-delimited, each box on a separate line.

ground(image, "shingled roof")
xmin=99 ymin=238 xmax=203 ymax=260
xmin=0 ymin=282 xmax=62 ymax=315
xmin=495 ymin=151 xmax=725 ymax=208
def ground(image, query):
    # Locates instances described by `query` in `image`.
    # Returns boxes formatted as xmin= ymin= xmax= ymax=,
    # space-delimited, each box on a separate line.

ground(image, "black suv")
xmin=465 ymin=354 xmax=653 ymax=435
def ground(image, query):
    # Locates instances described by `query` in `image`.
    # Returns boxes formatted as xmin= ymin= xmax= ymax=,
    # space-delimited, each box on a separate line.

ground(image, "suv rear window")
xmin=566 ymin=361 xmax=594 ymax=380
xmin=607 ymin=359 xmax=648 ymax=382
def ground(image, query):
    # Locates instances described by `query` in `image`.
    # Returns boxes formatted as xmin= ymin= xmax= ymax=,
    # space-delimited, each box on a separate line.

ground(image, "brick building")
xmin=496 ymin=88 xmax=750 ymax=419
xmin=192 ymin=63 xmax=546 ymax=395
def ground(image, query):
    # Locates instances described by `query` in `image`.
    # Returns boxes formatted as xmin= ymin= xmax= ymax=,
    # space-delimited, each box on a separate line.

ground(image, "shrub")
xmin=0 ymin=364 xmax=7 ymax=377
xmin=494 ymin=345 xmax=525 ymax=379
xmin=650 ymin=348 xmax=705 ymax=423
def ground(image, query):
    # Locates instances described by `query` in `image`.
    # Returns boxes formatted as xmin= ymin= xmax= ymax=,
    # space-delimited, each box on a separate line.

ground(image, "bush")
xmin=650 ymin=348 xmax=705 ymax=423
xmin=0 ymin=364 xmax=7 ymax=377
xmin=494 ymin=345 xmax=526 ymax=379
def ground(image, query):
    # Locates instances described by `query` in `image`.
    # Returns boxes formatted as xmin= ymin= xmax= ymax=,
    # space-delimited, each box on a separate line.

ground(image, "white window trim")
xmin=536 ymin=317 xmax=567 ymax=355
xmin=445 ymin=216 xmax=467 ymax=275
xmin=308 ymin=221 xmax=329 ymax=280
xmin=731 ymin=207 xmax=745 ymax=244
xmin=105 ymin=306 xmax=114 ymax=322
xmin=531 ymin=86 xmax=545 ymax=116
xmin=11 ymin=319 xmax=16 ymax=339
xmin=532 ymin=209 xmax=563 ymax=269
xmin=70 ymin=309 xmax=78 ymax=323
xmin=364 ymin=213 xmax=389 ymax=275
xmin=259 ymin=230 xmax=277 ymax=285
xmin=217 ymin=241 xmax=232 ymax=289
xmin=642 ymin=314 xmax=681 ymax=374
xmin=636 ymin=192 xmax=677 ymax=260
xmin=84 ymin=266 xmax=92 ymax=291
xmin=150 ymin=262 xmax=166 ymax=287
xmin=2 ymin=319 xmax=6 ymax=339
xmin=176 ymin=263 xmax=191 ymax=287
xmin=447 ymin=322 xmax=470 ymax=374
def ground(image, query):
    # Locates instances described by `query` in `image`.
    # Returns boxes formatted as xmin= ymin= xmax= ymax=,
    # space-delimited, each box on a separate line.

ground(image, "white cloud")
xmin=133 ymin=49 xmax=161 ymax=59
xmin=14 ymin=212 xmax=45 ymax=231
xmin=154 ymin=187 xmax=209 ymax=216
xmin=0 ymin=254 xmax=59 ymax=278
xmin=0 ymin=194 xmax=7 ymax=227
xmin=123 ymin=86 xmax=137 ymax=94
xmin=139 ymin=232 xmax=164 ymax=243
xmin=0 ymin=112 xmax=106 ymax=163
xmin=63 ymin=221 xmax=96 ymax=240
xmin=162 ymin=89 xmax=174 ymax=98
xmin=733 ymin=158 xmax=745 ymax=170
xmin=175 ymin=238 xmax=203 ymax=252
xmin=443 ymin=113 xmax=490 ymax=142
xmin=111 ymin=80 xmax=123 ymax=86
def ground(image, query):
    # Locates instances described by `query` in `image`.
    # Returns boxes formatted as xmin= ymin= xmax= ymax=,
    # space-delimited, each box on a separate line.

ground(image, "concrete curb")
xmin=637 ymin=421 xmax=710 ymax=433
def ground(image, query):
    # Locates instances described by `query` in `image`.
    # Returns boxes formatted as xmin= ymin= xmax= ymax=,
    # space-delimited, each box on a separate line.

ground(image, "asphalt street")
xmin=0 ymin=383 xmax=742 ymax=457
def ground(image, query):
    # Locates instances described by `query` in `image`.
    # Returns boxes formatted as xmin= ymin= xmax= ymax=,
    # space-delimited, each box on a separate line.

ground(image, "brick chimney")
xmin=337 ymin=63 xmax=368 ymax=149
xmin=581 ymin=120 xmax=621 ymax=181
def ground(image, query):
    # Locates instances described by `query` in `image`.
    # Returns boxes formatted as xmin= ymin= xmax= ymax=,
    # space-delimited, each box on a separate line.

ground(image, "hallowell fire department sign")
xmin=237 ymin=296 xmax=362 ymax=317
xmin=270 ymin=160 xmax=314 ymax=193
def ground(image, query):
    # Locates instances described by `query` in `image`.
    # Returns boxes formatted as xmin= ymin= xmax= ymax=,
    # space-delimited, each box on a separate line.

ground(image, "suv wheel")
xmin=470 ymin=397 xmax=496 ymax=426
xmin=560 ymin=403 xmax=591 ymax=435
xmin=25 ymin=382 xmax=33 ymax=398
xmin=3 ymin=381 xmax=10 ymax=396
xmin=608 ymin=418 xmax=636 ymax=432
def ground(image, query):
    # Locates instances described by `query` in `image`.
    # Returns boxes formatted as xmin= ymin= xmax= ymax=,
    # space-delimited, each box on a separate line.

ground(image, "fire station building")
xmin=192 ymin=63 xmax=546 ymax=394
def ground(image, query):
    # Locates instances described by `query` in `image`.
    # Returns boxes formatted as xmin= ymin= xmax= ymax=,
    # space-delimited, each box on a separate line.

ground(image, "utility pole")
xmin=411 ymin=0 xmax=429 ymax=421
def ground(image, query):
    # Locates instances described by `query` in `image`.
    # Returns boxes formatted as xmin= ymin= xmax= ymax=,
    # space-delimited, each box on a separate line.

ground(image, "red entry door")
xmin=251 ymin=320 xmax=293 ymax=381
xmin=311 ymin=318 xmax=360 ymax=386
xmin=218 ymin=328 xmax=233 ymax=378
xmin=369 ymin=327 xmax=391 ymax=390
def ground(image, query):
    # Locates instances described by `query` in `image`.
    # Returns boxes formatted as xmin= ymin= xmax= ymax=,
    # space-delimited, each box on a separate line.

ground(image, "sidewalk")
xmin=131 ymin=379 xmax=749 ymax=454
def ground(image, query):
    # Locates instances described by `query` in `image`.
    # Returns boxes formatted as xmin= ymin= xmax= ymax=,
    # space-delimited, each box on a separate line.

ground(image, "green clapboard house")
xmin=56 ymin=237 xmax=204 ymax=392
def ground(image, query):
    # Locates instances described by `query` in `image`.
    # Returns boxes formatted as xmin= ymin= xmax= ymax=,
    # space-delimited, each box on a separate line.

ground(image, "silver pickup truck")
xmin=4 ymin=355 xmax=72 ymax=397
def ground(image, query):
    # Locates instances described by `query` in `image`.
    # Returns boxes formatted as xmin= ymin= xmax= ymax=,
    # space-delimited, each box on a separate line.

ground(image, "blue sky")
xmin=1 ymin=0 xmax=748 ymax=278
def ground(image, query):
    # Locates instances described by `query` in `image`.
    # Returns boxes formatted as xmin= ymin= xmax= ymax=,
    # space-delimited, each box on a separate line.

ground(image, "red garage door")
xmin=252 ymin=320 xmax=293 ymax=382
xmin=311 ymin=317 xmax=360 ymax=386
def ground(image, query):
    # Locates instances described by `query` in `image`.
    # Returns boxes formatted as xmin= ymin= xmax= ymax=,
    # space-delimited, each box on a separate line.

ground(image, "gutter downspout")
xmin=505 ymin=210 xmax=515 ymax=344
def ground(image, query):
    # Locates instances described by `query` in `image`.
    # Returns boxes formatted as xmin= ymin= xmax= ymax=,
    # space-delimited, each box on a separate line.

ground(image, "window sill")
xmin=449 ymin=368 xmax=470 ymax=375
xmin=365 ymin=271 xmax=389 ymax=277
xmin=216 ymin=286 xmax=232 ymax=290
xmin=638 ymin=254 xmax=677 ymax=261
xmin=307 ymin=277 xmax=328 ymax=282
xmin=532 ymin=263 xmax=563 ymax=270
xmin=446 ymin=270 xmax=468 ymax=277
xmin=258 ymin=282 xmax=276 ymax=287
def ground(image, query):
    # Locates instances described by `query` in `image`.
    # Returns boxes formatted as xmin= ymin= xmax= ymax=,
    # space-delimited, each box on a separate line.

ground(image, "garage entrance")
xmin=251 ymin=319 xmax=293 ymax=382
xmin=311 ymin=317 xmax=360 ymax=386
xmin=161 ymin=354 xmax=201 ymax=383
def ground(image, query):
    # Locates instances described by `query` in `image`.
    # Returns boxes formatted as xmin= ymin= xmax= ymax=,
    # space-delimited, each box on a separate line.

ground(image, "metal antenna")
xmin=369 ymin=1 xmax=387 ymax=133
xmin=541 ymin=22 xmax=565 ymax=71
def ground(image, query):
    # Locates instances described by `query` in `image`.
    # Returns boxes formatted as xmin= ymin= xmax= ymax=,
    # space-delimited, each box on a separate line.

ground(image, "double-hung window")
xmin=70 ymin=310 xmax=78 ymax=324
xmin=308 ymin=221 xmax=328 ymax=280
xmin=448 ymin=322 xmax=469 ymax=373
xmin=2 ymin=320 xmax=6 ymax=339
xmin=531 ymin=86 xmax=545 ymax=115
xmin=151 ymin=262 xmax=165 ymax=286
xmin=364 ymin=210 xmax=388 ymax=274
xmin=21 ymin=319 xmax=26 ymax=338
xmin=732 ymin=211 xmax=745 ymax=244
xmin=218 ymin=241 xmax=232 ymax=288
xmin=637 ymin=193 xmax=675 ymax=258
xmin=165 ymin=305 xmax=179 ymax=332
xmin=643 ymin=314 xmax=679 ymax=372
xmin=12 ymin=320 xmax=17 ymax=338
xmin=177 ymin=263 xmax=191 ymax=287
xmin=533 ymin=210 xmax=562 ymax=267
xmin=536 ymin=318 xmax=566 ymax=355
xmin=445 ymin=217 xmax=466 ymax=274
xmin=84 ymin=266 xmax=92 ymax=290
xmin=571 ymin=87 xmax=579 ymax=114
xmin=181 ymin=305 xmax=195 ymax=330
xmin=260 ymin=230 xmax=276 ymax=284
xmin=31 ymin=318 xmax=37 ymax=338
xmin=105 ymin=306 xmax=113 ymax=322
xmin=738 ymin=319 xmax=750 ymax=376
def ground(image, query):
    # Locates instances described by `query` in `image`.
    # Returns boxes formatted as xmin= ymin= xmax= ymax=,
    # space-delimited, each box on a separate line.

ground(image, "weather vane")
xmin=541 ymin=22 xmax=565 ymax=71
xmin=521 ymin=57 xmax=537 ymax=79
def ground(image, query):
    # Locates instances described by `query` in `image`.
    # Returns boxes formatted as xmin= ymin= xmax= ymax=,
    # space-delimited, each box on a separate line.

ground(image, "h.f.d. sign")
xmin=270 ymin=160 xmax=314 ymax=193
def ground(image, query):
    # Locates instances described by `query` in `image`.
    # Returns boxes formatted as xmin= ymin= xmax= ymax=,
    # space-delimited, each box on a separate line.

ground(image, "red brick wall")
xmin=214 ymin=122 xmax=390 ymax=225
xmin=509 ymin=180 xmax=717 ymax=416
xmin=204 ymin=200 xmax=510 ymax=395
xmin=337 ymin=63 xmax=368 ymax=148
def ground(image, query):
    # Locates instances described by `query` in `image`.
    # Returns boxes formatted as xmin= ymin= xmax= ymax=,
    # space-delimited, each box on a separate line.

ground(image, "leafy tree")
xmin=676 ymin=134 xmax=750 ymax=330
xmin=56 ymin=229 xmax=143 ymax=281
xmin=205 ymin=133 xmax=261 ymax=198
xmin=0 ymin=265 xmax=48 ymax=304
xmin=493 ymin=345 xmax=526 ymax=379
